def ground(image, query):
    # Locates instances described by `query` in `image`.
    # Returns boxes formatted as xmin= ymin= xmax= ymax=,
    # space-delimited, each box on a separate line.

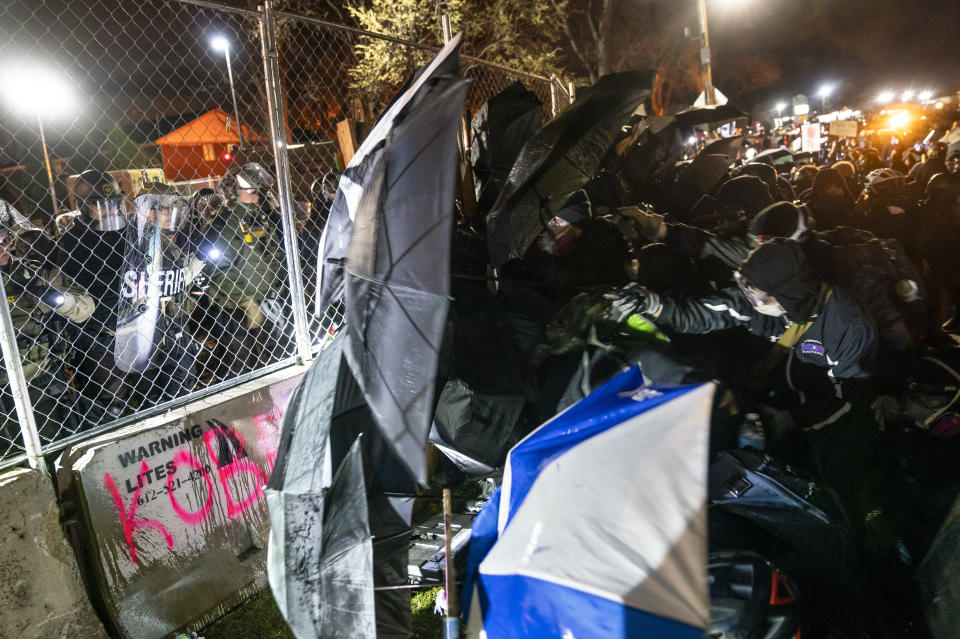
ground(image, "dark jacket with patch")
xmin=656 ymin=284 xmax=876 ymax=380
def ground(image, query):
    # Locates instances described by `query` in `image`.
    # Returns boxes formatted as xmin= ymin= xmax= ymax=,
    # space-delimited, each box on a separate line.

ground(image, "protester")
xmin=805 ymin=167 xmax=860 ymax=229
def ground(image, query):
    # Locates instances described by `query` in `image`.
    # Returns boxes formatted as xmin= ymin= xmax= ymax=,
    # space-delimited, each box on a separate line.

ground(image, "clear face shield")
xmin=86 ymin=195 xmax=127 ymax=232
xmin=734 ymin=270 xmax=787 ymax=317
xmin=134 ymin=193 xmax=189 ymax=234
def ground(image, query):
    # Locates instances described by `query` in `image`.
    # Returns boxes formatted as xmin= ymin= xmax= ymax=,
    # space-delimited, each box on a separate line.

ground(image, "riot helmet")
xmin=74 ymin=169 xmax=126 ymax=231
xmin=0 ymin=199 xmax=46 ymax=265
xmin=133 ymin=182 xmax=189 ymax=234
xmin=236 ymin=162 xmax=275 ymax=192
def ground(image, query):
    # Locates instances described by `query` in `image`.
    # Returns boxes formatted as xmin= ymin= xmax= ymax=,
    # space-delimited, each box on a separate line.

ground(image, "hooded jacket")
xmin=807 ymin=168 xmax=859 ymax=230
xmin=651 ymin=240 xmax=877 ymax=427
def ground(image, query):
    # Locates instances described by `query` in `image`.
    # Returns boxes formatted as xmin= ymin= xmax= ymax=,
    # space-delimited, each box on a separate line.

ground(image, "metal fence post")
xmin=549 ymin=74 xmax=559 ymax=117
xmin=0 ymin=274 xmax=46 ymax=474
xmin=260 ymin=0 xmax=313 ymax=365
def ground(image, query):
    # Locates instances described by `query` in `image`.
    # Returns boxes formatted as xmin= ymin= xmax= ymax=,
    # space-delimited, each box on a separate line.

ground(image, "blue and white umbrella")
xmin=463 ymin=367 xmax=714 ymax=638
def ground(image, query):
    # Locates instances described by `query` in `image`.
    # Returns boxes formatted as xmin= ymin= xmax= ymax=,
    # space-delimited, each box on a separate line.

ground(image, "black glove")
xmin=536 ymin=284 xmax=660 ymax=363
xmin=603 ymin=283 xmax=660 ymax=321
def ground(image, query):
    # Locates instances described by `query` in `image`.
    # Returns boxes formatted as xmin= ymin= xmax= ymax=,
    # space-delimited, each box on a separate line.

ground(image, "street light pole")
xmin=213 ymin=37 xmax=244 ymax=149
xmin=37 ymin=116 xmax=58 ymax=217
xmin=697 ymin=0 xmax=717 ymax=106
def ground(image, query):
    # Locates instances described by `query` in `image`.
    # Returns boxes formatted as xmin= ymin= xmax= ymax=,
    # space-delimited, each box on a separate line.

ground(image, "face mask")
xmin=537 ymin=232 xmax=578 ymax=256
xmin=754 ymin=301 xmax=787 ymax=317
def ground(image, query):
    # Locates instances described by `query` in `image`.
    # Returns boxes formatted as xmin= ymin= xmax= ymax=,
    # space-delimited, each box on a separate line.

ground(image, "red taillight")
xmin=770 ymin=569 xmax=797 ymax=605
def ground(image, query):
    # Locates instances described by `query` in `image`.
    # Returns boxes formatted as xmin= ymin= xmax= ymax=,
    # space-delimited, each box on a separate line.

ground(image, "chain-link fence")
xmin=0 ymin=0 xmax=569 ymax=471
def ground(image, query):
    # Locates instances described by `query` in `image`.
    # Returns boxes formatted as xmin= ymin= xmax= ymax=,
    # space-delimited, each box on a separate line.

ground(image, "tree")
xmin=521 ymin=0 xmax=700 ymax=113
xmin=100 ymin=124 xmax=151 ymax=170
xmin=347 ymin=0 xmax=466 ymax=100
xmin=346 ymin=0 xmax=701 ymax=114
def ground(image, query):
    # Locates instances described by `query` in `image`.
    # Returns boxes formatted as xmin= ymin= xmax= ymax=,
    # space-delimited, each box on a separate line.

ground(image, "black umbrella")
xmin=673 ymin=103 xmax=748 ymax=128
xmin=485 ymin=70 xmax=654 ymax=266
xmin=343 ymin=53 xmax=469 ymax=484
xmin=314 ymin=35 xmax=463 ymax=319
xmin=470 ymin=81 xmax=543 ymax=213
xmin=266 ymin=337 xmax=377 ymax=639
xmin=699 ymin=135 xmax=743 ymax=163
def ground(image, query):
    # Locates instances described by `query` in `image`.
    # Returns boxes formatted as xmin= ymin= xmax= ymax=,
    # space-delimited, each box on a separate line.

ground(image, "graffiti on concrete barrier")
xmin=103 ymin=414 xmax=281 ymax=564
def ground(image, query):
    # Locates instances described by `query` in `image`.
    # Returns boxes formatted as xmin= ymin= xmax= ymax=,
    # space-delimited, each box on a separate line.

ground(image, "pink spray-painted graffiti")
xmin=167 ymin=449 xmax=214 ymax=525
xmin=103 ymin=412 xmax=282 ymax=564
xmin=203 ymin=421 xmax=268 ymax=518
xmin=104 ymin=461 xmax=175 ymax=565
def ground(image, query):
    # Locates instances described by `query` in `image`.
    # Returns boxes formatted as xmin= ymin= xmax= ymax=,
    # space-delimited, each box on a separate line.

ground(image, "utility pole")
xmin=696 ymin=0 xmax=717 ymax=106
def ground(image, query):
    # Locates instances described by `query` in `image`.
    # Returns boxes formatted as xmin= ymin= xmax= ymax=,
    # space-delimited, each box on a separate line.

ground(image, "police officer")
xmin=0 ymin=200 xmax=95 ymax=441
xmin=57 ymin=170 xmax=129 ymax=422
xmin=118 ymin=183 xmax=204 ymax=405
xmin=201 ymin=167 xmax=286 ymax=379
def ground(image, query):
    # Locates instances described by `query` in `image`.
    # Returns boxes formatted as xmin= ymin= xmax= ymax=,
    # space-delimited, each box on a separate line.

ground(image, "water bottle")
xmin=737 ymin=412 xmax=766 ymax=451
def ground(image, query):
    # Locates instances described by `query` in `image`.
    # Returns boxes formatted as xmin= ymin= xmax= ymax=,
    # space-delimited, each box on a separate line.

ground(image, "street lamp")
xmin=0 ymin=65 xmax=77 ymax=217
xmin=774 ymin=102 xmax=785 ymax=127
xmin=817 ymin=84 xmax=833 ymax=114
xmin=901 ymin=89 xmax=915 ymax=102
xmin=211 ymin=35 xmax=244 ymax=149
xmin=877 ymin=90 xmax=895 ymax=104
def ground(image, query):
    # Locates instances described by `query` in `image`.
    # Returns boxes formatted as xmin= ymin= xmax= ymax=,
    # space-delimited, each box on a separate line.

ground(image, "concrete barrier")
xmin=57 ymin=364 xmax=307 ymax=639
xmin=0 ymin=466 xmax=108 ymax=638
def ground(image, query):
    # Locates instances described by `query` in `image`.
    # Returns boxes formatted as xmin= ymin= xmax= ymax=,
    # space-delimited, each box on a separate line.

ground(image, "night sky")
xmin=706 ymin=0 xmax=960 ymax=115
xmin=1 ymin=0 xmax=958 ymax=138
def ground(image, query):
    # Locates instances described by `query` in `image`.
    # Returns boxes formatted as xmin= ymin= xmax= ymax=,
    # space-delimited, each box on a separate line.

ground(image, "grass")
xmin=202 ymin=589 xmax=294 ymax=639
xmin=202 ymin=583 xmax=445 ymax=639
xmin=201 ymin=484 xmax=483 ymax=639
xmin=412 ymin=586 xmax=444 ymax=639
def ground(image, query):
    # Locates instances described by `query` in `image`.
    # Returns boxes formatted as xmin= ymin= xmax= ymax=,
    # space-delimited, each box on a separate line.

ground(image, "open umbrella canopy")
xmin=314 ymin=35 xmax=463 ymax=318
xmin=471 ymin=81 xmax=543 ymax=213
xmin=486 ymin=70 xmax=654 ymax=266
xmin=462 ymin=366 xmax=715 ymax=638
xmin=343 ymin=49 xmax=469 ymax=485
xmin=750 ymin=147 xmax=795 ymax=166
xmin=266 ymin=337 xmax=377 ymax=639
xmin=674 ymin=103 xmax=748 ymax=129
xmin=699 ymin=135 xmax=743 ymax=163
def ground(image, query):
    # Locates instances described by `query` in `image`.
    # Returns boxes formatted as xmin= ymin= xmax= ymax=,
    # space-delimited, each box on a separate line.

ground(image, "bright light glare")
xmin=1 ymin=65 xmax=76 ymax=119
xmin=901 ymin=90 xmax=914 ymax=101
xmin=687 ymin=136 xmax=697 ymax=145
xmin=877 ymin=91 xmax=895 ymax=103
xmin=888 ymin=111 xmax=911 ymax=130
xmin=817 ymin=84 xmax=833 ymax=98
xmin=211 ymin=36 xmax=230 ymax=52
xmin=775 ymin=102 xmax=786 ymax=113
xmin=918 ymin=90 xmax=933 ymax=101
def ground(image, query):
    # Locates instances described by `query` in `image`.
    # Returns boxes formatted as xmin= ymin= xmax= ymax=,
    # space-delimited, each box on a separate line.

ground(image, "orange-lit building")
xmin=154 ymin=109 xmax=264 ymax=180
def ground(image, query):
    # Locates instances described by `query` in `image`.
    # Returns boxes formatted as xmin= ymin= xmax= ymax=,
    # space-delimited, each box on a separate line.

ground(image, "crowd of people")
xmin=456 ymin=125 xmax=960 ymax=634
xmin=0 ymin=162 xmax=334 ymax=444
